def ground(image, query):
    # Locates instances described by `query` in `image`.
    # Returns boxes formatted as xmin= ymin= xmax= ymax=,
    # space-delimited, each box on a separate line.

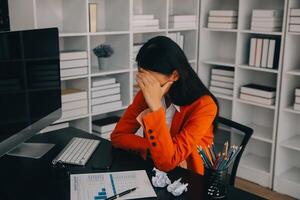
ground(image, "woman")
xmin=111 ymin=36 xmax=218 ymax=175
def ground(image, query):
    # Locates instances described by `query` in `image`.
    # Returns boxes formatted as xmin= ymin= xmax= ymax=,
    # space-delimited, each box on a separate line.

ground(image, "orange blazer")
xmin=111 ymin=91 xmax=217 ymax=175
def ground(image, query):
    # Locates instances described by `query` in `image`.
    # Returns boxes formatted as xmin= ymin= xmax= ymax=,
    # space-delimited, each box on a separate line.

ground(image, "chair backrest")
xmin=214 ymin=116 xmax=253 ymax=186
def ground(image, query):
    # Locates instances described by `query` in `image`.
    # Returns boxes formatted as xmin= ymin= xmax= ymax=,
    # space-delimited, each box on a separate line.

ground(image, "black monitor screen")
xmin=0 ymin=28 xmax=61 ymax=141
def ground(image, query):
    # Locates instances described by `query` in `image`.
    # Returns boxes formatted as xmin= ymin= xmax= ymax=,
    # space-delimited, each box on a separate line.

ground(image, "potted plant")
xmin=93 ymin=44 xmax=114 ymax=69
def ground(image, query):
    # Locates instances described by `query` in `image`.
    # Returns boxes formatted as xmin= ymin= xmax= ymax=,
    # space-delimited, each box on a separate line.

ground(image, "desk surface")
xmin=0 ymin=127 xmax=265 ymax=200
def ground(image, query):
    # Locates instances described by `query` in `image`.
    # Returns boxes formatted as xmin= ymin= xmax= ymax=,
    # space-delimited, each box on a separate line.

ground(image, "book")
xmin=89 ymin=3 xmax=97 ymax=32
xmin=251 ymin=21 xmax=282 ymax=28
xmin=62 ymin=99 xmax=88 ymax=111
xmin=240 ymin=93 xmax=275 ymax=105
xmin=210 ymin=80 xmax=234 ymax=89
xmin=261 ymin=39 xmax=270 ymax=68
xmin=252 ymin=10 xmax=283 ymax=18
xmin=60 ymin=59 xmax=88 ymax=69
xmin=133 ymin=15 xmax=154 ymax=20
xmin=92 ymin=76 xmax=116 ymax=87
xmin=133 ymin=19 xmax=159 ymax=26
xmin=289 ymin=24 xmax=300 ymax=32
xmin=92 ymin=100 xmax=122 ymax=113
xmin=207 ymin=22 xmax=237 ymax=29
xmin=61 ymin=107 xmax=88 ymax=119
xmin=169 ymin=15 xmax=196 ymax=22
xmin=91 ymin=94 xmax=121 ymax=105
xmin=255 ymin=39 xmax=263 ymax=67
xmin=40 ymin=122 xmax=69 ymax=134
xmin=240 ymin=84 xmax=276 ymax=98
xmin=60 ymin=67 xmax=88 ymax=77
xmin=92 ymin=116 xmax=120 ymax=133
xmin=133 ymin=25 xmax=160 ymax=31
xmin=267 ymin=39 xmax=280 ymax=69
xmin=60 ymin=51 xmax=88 ymax=61
xmin=294 ymin=103 xmax=300 ymax=111
xmin=295 ymin=96 xmax=300 ymax=104
xmin=169 ymin=22 xmax=196 ymax=28
xmin=212 ymin=67 xmax=234 ymax=77
xmin=209 ymin=86 xmax=233 ymax=96
xmin=209 ymin=10 xmax=238 ymax=17
xmin=249 ymin=38 xmax=257 ymax=66
xmin=208 ymin=16 xmax=237 ymax=23
xmin=296 ymin=88 xmax=300 ymax=96
xmin=61 ymin=89 xmax=87 ymax=103
xmin=290 ymin=9 xmax=300 ymax=17
xmin=252 ymin=17 xmax=282 ymax=23
xmin=91 ymin=83 xmax=120 ymax=91
xmin=290 ymin=17 xmax=300 ymax=24
xmin=211 ymin=75 xmax=234 ymax=83
xmin=91 ymin=87 xmax=120 ymax=98
xmin=251 ymin=26 xmax=282 ymax=32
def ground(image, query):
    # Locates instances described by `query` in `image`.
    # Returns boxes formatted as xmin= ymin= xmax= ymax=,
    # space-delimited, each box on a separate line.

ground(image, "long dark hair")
xmin=136 ymin=36 xmax=219 ymax=127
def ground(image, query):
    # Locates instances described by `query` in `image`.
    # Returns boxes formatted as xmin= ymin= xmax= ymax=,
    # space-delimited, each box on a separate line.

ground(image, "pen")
xmin=107 ymin=187 xmax=137 ymax=200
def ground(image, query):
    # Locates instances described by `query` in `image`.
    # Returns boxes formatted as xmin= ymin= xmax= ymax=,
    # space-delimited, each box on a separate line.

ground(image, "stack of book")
xmin=60 ymin=51 xmax=88 ymax=78
xmin=251 ymin=9 xmax=283 ymax=32
xmin=168 ymin=32 xmax=184 ymax=49
xmin=209 ymin=67 xmax=234 ymax=96
xmin=289 ymin=9 xmax=300 ymax=32
xmin=133 ymin=15 xmax=159 ymax=31
xmin=132 ymin=43 xmax=144 ymax=63
xmin=91 ymin=76 xmax=122 ymax=114
xmin=249 ymin=37 xmax=280 ymax=69
xmin=240 ymin=84 xmax=276 ymax=106
xmin=294 ymin=88 xmax=300 ymax=111
xmin=169 ymin=15 xmax=196 ymax=29
xmin=207 ymin=10 xmax=238 ymax=29
xmin=61 ymin=88 xmax=88 ymax=119
xmin=92 ymin=116 xmax=120 ymax=140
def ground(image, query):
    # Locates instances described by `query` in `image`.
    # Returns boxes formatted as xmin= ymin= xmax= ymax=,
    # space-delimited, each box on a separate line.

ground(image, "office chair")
xmin=213 ymin=116 xmax=253 ymax=186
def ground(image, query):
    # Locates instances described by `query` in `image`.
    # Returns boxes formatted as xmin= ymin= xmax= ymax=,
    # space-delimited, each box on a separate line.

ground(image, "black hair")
xmin=136 ymin=36 xmax=219 ymax=128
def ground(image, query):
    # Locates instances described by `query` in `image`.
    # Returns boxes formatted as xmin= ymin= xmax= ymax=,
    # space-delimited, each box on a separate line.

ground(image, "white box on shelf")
xmin=251 ymin=21 xmax=282 ymax=28
xmin=251 ymin=26 xmax=281 ymax=32
xmin=133 ymin=15 xmax=154 ymax=20
xmin=61 ymin=89 xmax=87 ymax=103
xmin=290 ymin=9 xmax=300 ymax=17
xmin=211 ymin=75 xmax=234 ymax=83
xmin=209 ymin=86 xmax=233 ymax=96
xmin=210 ymin=80 xmax=234 ymax=89
xmin=240 ymin=84 xmax=276 ymax=98
xmin=61 ymin=67 xmax=88 ymax=77
xmin=249 ymin=38 xmax=257 ymax=66
xmin=61 ymin=107 xmax=88 ymax=119
xmin=169 ymin=15 xmax=196 ymax=22
xmin=290 ymin=17 xmax=300 ymax=24
xmin=209 ymin=10 xmax=238 ymax=17
xmin=60 ymin=59 xmax=88 ymax=69
xmin=289 ymin=24 xmax=300 ymax=32
xmin=92 ymin=100 xmax=122 ymax=113
xmin=295 ymin=96 xmax=300 ymax=104
xmin=267 ymin=39 xmax=277 ymax=69
xmin=92 ymin=76 xmax=116 ymax=87
xmin=240 ymin=93 xmax=275 ymax=105
xmin=91 ymin=87 xmax=120 ymax=98
xmin=62 ymin=99 xmax=88 ymax=111
xmin=294 ymin=103 xmax=300 ymax=111
xmin=92 ymin=94 xmax=121 ymax=105
xmin=252 ymin=10 xmax=283 ymax=18
xmin=60 ymin=51 xmax=88 ymax=61
xmin=208 ymin=16 xmax=237 ymax=23
xmin=207 ymin=23 xmax=237 ymax=29
xmin=261 ymin=39 xmax=270 ymax=68
xmin=91 ymin=83 xmax=120 ymax=91
xmin=255 ymin=39 xmax=263 ymax=67
xmin=169 ymin=22 xmax=196 ymax=28
xmin=133 ymin=19 xmax=159 ymax=26
xmin=296 ymin=88 xmax=300 ymax=96
xmin=212 ymin=68 xmax=234 ymax=77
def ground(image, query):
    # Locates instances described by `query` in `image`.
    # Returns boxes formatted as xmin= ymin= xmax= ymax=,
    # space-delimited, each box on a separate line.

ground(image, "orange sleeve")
xmin=110 ymin=91 xmax=150 ymax=158
xmin=142 ymin=95 xmax=217 ymax=172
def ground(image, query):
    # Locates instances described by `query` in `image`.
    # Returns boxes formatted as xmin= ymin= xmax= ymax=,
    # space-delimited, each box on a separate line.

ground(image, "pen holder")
xmin=204 ymin=167 xmax=228 ymax=200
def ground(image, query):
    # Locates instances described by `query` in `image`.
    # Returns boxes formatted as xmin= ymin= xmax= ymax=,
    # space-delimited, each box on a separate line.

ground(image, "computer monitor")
xmin=0 ymin=28 xmax=62 ymax=158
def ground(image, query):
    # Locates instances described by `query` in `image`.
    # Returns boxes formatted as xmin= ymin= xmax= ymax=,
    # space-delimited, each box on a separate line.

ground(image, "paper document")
xmin=70 ymin=170 xmax=157 ymax=200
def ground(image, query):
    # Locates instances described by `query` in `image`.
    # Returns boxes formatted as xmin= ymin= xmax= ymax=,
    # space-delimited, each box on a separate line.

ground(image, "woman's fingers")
xmin=136 ymin=72 xmax=152 ymax=85
xmin=161 ymin=81 xmax=173 ymax=95
xmin=136 ymin=77 xmax=145 ymax=90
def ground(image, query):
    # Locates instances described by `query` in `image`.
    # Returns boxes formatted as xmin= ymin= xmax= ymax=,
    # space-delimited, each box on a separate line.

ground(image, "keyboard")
xmin=52 ymin=137 xmax=100 ymax=166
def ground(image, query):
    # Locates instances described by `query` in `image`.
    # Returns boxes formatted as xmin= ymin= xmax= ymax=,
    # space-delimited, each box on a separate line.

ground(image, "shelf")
xmin=54 ymin=114 xmax=90 ymax=124
xmin=90 ymin=68 xmax=130 ymax=77
xmin=281 ymin=135 xmax=300 ymax=152
xmin=132 ymin=29 xmax=167 ymax=34
xmin=201 ymin=58 xmax=235 ymax=67
xmin=61 ymin=75 xmax=88 ymax=81
xmin=238 ymin=65 xmax=278 ymax=74
xmin=89 ymin=31 xmax=130 ymax=36
xmin=202 ymin=27 xmax=237 ymax=33
xmin=212 ymin=93 xmax=233 ymax=101
xmin=236 ymin=98 xmax=276 ymax=110
xmin=286 ymin=69 xmax=300 ymax=76
xmin=248 ymin=123 xmax=273 ymax=143
xmin=284 ymin=107 xmax=300 ymax=115
xmin=92 ymin=105 xmax=128 ymax=116
xmin=279 ymin=167 xmax=300 ymax=187
xmin=240 ymin=153 xmax=270 ymax=173
xmin=240 ymin=30 xmax=282 ymax=36
xmin=168 ymin=27 xmax=197 ymax=32
xmin=59 ymin=33 xmax=87 ymax=37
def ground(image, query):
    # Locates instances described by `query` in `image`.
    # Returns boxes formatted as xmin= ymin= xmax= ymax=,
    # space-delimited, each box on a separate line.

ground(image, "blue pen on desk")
xmin=106 ymin=187 xmax=137 ymax=200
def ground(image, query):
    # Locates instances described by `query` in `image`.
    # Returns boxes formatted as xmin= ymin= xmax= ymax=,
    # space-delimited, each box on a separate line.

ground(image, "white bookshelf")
xmin=274 ymin=0 xmax=300 ymax=198
xmin=198 ymin=0 xmax=288 ymax=189
xmin=8 ymin=0 xmax=199 ymax=134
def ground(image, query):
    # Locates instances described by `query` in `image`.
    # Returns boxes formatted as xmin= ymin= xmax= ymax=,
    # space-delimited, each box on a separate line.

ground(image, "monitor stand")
xmin=7 ymin=143 xmax=55 ymax=159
